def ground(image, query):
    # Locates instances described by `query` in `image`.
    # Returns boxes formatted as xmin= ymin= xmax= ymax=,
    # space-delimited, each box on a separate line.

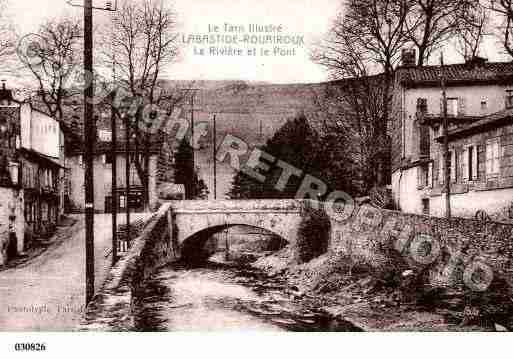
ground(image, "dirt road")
xmin=0 ymin=213 xmax=150 ymax=331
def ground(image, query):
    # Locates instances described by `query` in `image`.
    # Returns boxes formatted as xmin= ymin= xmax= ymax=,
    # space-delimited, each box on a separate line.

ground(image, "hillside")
xmin=157 ymin=80 xmax=330 ymax=199
xmin=160 ymin=79 xmax=325 ymax=115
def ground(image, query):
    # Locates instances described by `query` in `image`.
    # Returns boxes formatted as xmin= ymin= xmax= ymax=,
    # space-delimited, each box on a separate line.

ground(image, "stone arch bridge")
xmin=165 ymin=199 xmax=331 ymax=259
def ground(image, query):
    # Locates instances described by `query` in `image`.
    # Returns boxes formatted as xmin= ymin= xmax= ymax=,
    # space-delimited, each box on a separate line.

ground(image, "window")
xmin=119 ymin=195 xmax=126 ymax=209
xmin=105 ymin=153 xmax=113 ymax=164
xmin=462 ymin=145 xmax=479 ymax=181
xmin=418 ymin=163 xmax=427 ymax=188
xmin=486 ymin=139 xmax=500 ymax=176
xmin=422 ymin=199 xmax=430 ymax=215
xmin=416 ymin=98 xmax=428 ymax=115
xmin=98 ymin=130 xmax=112 ymax=142
xmin=417 ymin=162 xmax=433 ymax=189
xmin=481 ymin=100 xmax=487 ymax=111
xmin=506 ymin=90 xmax=513 ymax=109
xmin=419 ymin=122 xmax=430 ymax=157
xmin=447 ymin=98 xmax=458 ymax=116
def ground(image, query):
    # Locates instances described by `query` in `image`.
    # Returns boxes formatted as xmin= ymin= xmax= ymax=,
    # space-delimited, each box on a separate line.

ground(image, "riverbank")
xmin=252 ymin=247 xmax=508 ymax=332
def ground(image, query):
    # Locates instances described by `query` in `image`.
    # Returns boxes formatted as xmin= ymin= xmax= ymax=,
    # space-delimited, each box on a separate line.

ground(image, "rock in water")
xmin=494 ymin=323 xmax=508 ymax=332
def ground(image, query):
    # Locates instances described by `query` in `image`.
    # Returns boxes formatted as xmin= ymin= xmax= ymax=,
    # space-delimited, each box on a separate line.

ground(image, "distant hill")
xmin=20 ymin=78 xmax=339 ymax=199
xmin=158 ymin=79 xmax=326 ymax=115
xmin=154 ymin=79 xmax=333 ymax=199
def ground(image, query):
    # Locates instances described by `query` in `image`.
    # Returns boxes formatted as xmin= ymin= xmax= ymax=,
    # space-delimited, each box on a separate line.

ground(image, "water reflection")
xmin=133 ymin=262 xmax=361 ymax=332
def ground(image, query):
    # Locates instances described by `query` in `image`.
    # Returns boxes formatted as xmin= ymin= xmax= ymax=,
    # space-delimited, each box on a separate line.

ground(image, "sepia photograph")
xmin=0 ymin=0 xmax=512 ymax=356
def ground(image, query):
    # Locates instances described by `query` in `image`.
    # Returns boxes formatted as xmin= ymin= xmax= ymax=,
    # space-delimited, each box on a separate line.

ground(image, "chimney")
xmin=0 ymin=80 xmax=13 ymax=105
xmin=401 ymin=48 xmax=416 ymax=68
xmin=465 ymin=56 xmax=487 ymax=68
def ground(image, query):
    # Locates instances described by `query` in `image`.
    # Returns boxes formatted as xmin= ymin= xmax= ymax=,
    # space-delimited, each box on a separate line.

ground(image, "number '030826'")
xmin=14 ymin=343 xmax=46 ymax=351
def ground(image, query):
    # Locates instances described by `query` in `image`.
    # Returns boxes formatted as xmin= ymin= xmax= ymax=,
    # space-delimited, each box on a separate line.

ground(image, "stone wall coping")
xmin=167 ymin=199 xmax=326 ymax=212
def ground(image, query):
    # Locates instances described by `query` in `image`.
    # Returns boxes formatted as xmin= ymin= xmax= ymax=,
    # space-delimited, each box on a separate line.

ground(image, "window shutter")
xmin=493 ymin=141 xmax=500 ymax=173
xmin=472 ymin=145 xmax=479 ymax=180
xmin=451 ymin=150 xmax=457 ymax=182
xmin=458 ymin=97 xmax=466 ymax=116
xmin=439 ymin=156 xmax=444 ymax=184
xmin=428 ymin=162 xmax=433 ymax=188
xmin=439 ymin=97 xmax=444 ymax=116
xmin=486 ymin=143 xmax=492 ymax=174
xmin=462 ymin=147 xmax=469 ymax=181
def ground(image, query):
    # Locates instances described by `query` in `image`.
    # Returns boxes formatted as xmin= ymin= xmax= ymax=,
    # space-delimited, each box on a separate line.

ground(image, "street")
xmin=0 ymin=213 xmax=150 ymax=331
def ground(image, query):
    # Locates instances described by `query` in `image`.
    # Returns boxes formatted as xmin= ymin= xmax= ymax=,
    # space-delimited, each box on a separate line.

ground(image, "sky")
xmin=4 ymin=0 xmax=511 ymax=84
xmin=7 ymin=0 xmax=339 ymax=84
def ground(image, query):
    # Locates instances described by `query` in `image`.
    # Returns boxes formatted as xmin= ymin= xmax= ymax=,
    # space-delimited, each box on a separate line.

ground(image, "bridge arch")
xmin=179 ymin=223 xmax=289 ymax=264
xmin=173 ymin=210 xmax=303 ymax=247
xmin=169 ymin=200 xmax=331 ymax=264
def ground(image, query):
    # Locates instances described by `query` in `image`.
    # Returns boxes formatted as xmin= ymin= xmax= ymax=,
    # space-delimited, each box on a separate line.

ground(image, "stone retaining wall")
xmin=80 ymin=204 xmax=173 ymax=331
xmin=330 ymin=204 xmax=513 ymax=292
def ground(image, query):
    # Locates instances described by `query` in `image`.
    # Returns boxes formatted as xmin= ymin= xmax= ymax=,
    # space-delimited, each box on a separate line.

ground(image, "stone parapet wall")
xmin=330 ymin=205 xmax=513 ymax=292
xmin=80 ymin=203 xmax=173 ymax=331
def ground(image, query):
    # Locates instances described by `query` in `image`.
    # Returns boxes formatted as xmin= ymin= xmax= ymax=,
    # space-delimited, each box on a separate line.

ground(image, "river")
xmin=132 ymin=261 xmax=361 ymax=332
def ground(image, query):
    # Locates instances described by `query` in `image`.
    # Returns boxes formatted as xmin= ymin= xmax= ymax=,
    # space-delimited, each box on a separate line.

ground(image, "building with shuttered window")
xmin=0 ymin=85 xmax=68 ymax=263
xmin=391 ymin=55 xmax=513 ymax=220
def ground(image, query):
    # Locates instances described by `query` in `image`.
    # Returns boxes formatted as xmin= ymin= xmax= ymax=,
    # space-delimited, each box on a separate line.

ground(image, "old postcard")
xmin=0 ymin=0 xmax=512 ymax=353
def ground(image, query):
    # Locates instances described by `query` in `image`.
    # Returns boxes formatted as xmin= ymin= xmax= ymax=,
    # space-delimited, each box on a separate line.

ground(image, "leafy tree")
xmin=228 ymin=114 xmax=354 ymax=200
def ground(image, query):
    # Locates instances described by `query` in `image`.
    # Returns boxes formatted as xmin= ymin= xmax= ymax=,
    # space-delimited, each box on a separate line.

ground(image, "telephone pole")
xmin=213 ymin=114 xmax=217 ymax=200
xmin=181 ymin=88 xmax=199 ymax=165
xmin=111 ymin=91 xmax=117 ymax=265
xmin=84 ymin=0 xmax=95 ymax=304
xmin=110 ymin=13 xmax=118 ymax=265
xmin=440 ymin=53 xmax=451 ymax=218
xmin=125 ymin=113 xmax=131 ymax=246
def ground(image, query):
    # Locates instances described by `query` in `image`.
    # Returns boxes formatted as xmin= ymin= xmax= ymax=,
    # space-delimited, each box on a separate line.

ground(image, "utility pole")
xmin=83 ymin=0 xmax=95 ymax=305
xmin=440 ymin=53 xmax=451 ymax=218
xmin=110 ymin=13 xmax=117 ymax=265
xmin=111 ymin=91 xmax=117 ymax=264
xmin=189 ymin=90 xmax=199 ymax=170
xmin=125 ymin=113 xmax=130 ymax=246
xmin=179 ymin=88 xmax=199 ymax=199
xmin=213 ymin=114 xmax=217 ymax=200
xmin=181 ymin=89 xmax=199 ymax=167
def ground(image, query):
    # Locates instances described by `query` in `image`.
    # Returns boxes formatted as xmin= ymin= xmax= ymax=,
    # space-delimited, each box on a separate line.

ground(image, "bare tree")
xmin=341 ymin=0 xmax=412 ymax=75
xmin=18 ymin=16 xmax=82 ymax=121
xmin=312 ymin=0 xmax=412 ymax=186
xmin=487 ymin=0 xmax=513 ymax=58
xmin=104 ymin=0 xmax=179 ymax=103
xmin=312 ymin=76 xmax=388 ymax=193
xmin=454 ymin=1 xmax=489 ymax=60
xmin=404 ymin=0 xmax=479 ymax=66
xmin=102 ymin=0 xmax=188 ymax=209
xmin=0 ymin=0 xmax=14 ymax=58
